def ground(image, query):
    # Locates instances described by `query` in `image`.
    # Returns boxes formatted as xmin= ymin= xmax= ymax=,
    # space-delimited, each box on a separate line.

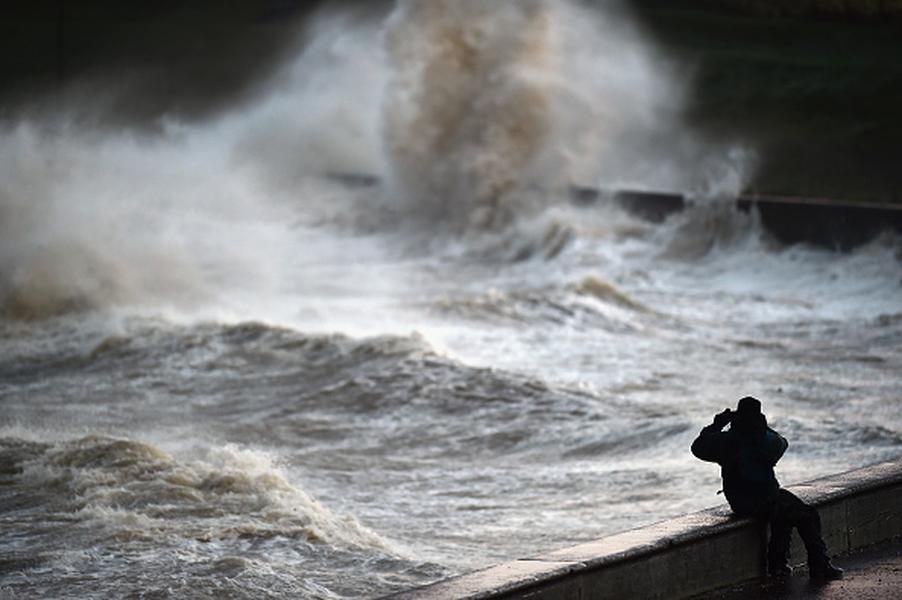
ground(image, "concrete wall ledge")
xmin=384 ymin=459 xmax=902 ymax=600
xmin=322 ymin=176 xmax=901 ymax=250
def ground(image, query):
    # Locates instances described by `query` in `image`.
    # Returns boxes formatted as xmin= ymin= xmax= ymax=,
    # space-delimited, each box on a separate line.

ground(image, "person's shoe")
xmin=810 ymin=562 xmax=844 ymax=580
xmin=768 ymin=563 xmax=793 ymax=577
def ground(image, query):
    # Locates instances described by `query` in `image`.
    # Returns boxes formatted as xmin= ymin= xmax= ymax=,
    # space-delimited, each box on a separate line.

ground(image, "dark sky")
xmin=0 ymin=1 xmax=334 ymax=126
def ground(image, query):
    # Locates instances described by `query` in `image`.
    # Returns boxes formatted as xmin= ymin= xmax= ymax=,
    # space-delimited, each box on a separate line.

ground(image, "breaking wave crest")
xmin=654 ymin=196 xmax=765 ymax=258
xmin=13 ymin=434 xmax=388 ymax=550
xmin=431 ymin=274 xmax=652 ymax=330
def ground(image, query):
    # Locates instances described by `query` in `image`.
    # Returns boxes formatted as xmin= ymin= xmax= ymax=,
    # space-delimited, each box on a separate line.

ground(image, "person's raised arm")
xmin=691 ymin=409 xmax=733 ymax=463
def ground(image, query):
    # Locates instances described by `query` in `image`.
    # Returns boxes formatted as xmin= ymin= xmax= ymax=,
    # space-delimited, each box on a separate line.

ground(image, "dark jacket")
xmin=691 ymin=418 xmax=788 ymax=516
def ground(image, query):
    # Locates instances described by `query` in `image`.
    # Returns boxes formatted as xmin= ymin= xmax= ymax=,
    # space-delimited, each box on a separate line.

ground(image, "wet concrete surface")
xmin=695 ymin=539 xmax=902 ymax=600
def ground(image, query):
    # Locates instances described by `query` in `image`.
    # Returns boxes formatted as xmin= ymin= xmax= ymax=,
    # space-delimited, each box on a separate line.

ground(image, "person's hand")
xmin=712 ymin=408 xmax=733 ymax=429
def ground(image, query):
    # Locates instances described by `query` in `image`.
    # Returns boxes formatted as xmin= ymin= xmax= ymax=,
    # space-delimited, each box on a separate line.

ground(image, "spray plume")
xmin=0 ymin=0 xmax=752 ymax=321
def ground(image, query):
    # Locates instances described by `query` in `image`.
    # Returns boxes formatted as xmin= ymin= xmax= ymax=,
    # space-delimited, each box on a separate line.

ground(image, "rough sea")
xmin=2 ymin=1 xmax=901 ymax=598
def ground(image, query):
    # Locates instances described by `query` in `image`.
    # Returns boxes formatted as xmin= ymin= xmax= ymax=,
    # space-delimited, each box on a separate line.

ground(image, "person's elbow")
xmin=691 ymin=437 xmax=717 ymax=462
xmin=767 ymin=431 xmax=788 ymax=463
xmin=774 ymin=437 xmax=788 ymax=463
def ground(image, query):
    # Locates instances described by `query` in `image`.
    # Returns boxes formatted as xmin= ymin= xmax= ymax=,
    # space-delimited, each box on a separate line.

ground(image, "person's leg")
xmin=774 ymin=489 xmax=843 ymax=579
xmin=767 ymin=504 xmax=793 ymax=575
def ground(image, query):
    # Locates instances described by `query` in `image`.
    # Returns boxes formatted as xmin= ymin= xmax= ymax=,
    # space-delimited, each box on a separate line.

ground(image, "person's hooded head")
xmin=732 ymin=396 xmax=767 ymax=434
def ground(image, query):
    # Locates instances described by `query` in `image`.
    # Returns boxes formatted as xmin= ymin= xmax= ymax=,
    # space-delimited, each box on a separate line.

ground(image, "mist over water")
xmin=2 ymin=1 xmax=901 ymax=598
xmin=0 ymin=0 xmax=745 ymax=322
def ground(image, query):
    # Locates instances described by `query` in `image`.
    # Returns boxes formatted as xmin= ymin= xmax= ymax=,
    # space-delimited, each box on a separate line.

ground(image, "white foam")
xmin=17 ymin=434 xmax=392 ymax=551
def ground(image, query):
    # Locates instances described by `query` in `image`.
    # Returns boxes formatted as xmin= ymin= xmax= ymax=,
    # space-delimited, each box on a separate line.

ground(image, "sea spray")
xmin=228 ymin=7 xmax=388 ymax=189
xmin=378 ymin=0 xmax=745 ymax=230
xmin=0 ymin=0 xmax=754 ymax=323
xmin=381 ymin=0 xmax=558 ymax=229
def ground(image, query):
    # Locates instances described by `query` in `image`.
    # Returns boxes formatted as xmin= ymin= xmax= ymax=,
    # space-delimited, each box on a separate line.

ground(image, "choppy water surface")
xmin=2 ymin=1 xmax=901 ymax=598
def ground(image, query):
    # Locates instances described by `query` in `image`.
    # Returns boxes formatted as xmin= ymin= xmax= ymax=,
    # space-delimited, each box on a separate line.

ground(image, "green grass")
xmin=628 ymin=0 xmax=902 ymax=202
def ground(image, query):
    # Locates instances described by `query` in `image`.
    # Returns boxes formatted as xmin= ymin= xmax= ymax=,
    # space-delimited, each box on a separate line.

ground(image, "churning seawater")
xmin=1 ymin=1 xmax=901 ymax=598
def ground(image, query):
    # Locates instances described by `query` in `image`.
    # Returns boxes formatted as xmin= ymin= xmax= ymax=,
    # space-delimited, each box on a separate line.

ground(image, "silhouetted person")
xmin=691 ymin=396 xmax=843 ymax=580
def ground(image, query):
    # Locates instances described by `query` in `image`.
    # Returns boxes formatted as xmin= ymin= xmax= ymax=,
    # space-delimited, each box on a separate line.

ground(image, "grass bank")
xmin=628 ymin=0 xmax=902 ymax=202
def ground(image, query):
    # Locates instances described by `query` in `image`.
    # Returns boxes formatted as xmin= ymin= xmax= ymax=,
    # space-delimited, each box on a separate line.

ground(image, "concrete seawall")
xmin=385 ymin=459 xmax=902 ymax=600
xmin=574 ymin=187 xmax=902 ymax=251
xmin=324 ymin=176 xmax=902 ymax=251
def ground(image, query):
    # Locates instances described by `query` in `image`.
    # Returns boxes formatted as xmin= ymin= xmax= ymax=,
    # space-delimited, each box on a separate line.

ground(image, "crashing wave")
xmin=15 ymin=434 xmax=389 ymax=550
